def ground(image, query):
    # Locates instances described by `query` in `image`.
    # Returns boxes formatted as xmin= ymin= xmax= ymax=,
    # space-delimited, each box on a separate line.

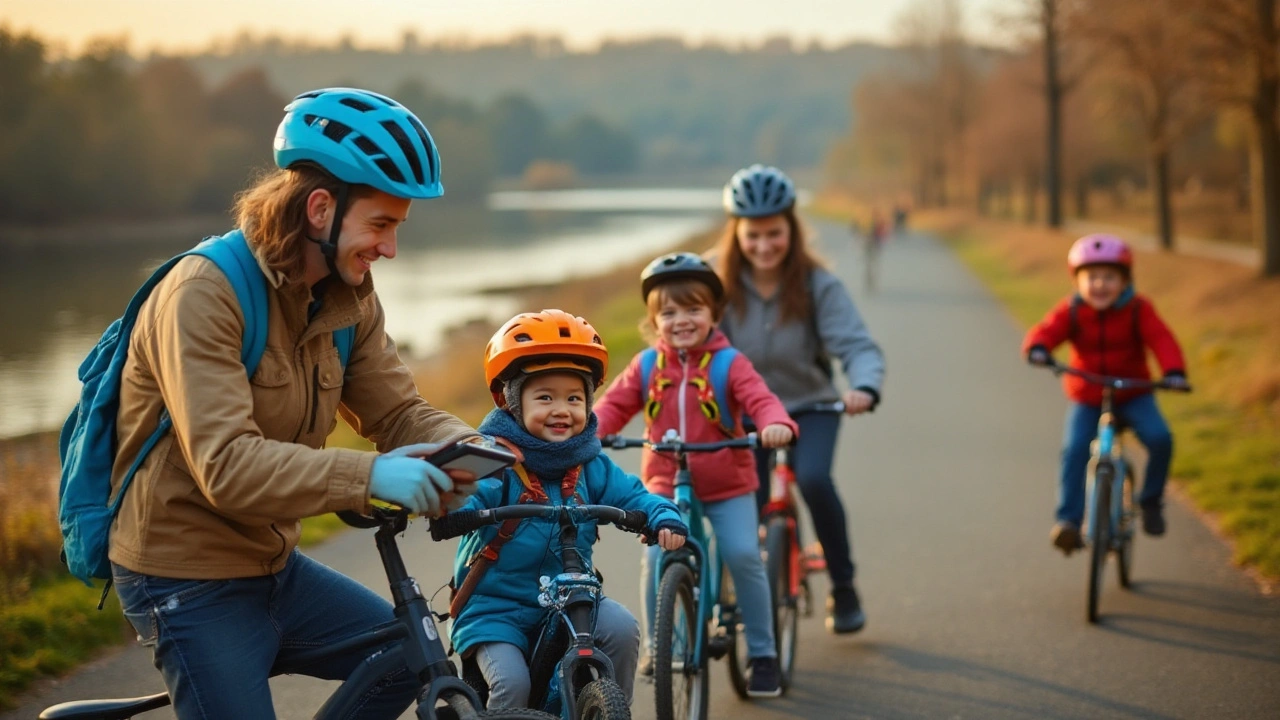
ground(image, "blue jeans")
xmin=111 ymin=551 xmax=419 ymax=719
xmin=474 ymin=597 xmax=639 ymax=709
xmin=639 ymin=492 xmax=776 ymax=660
xmin=753 ymin=411 xmax=856 ymax=587
xmin=1058 ymin=393 xmax=1173 ymax=525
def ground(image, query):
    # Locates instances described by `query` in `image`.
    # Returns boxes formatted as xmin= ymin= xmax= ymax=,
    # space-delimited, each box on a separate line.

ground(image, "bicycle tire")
xmin=429 ymin=695 xmax=558 ymax=720
xmin=1087 ymin=462 xmax=1113 ymax=624
xmin=1117 ymin=464 xmax=1137 ymax=589
xmin=763 ymin=515 xmax=798 ymax=691
xmin=654 ymin=562 xmax=709 ymax=720
xmin=575 ymin=678 xmax=631 ymax=720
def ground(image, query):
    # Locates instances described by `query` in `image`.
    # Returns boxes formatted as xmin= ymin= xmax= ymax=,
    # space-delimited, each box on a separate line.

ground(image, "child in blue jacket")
xmin=449 ymin=309 xmax=687 ymax=710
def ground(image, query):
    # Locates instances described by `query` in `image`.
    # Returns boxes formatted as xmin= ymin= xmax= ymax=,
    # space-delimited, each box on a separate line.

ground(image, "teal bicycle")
xmin=604 ymin=431 xmax=759 ymax=720
xmin=1043 ymin=361 xmax=1190 ymax=623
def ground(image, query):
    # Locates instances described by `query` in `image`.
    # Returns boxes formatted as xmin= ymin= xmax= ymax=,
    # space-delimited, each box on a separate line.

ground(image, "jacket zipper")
xmin=677 ymin=350 xmax=689 ymax=440
xmin=307 ymin=363 xmax=321 ymax=434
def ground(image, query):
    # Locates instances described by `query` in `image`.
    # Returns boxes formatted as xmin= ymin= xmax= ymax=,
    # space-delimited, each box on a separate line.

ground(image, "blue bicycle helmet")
xmin=723 ymin=164 xmax=795 ymax=218
xmin=274 ymin=87 xmax=443 ymax=199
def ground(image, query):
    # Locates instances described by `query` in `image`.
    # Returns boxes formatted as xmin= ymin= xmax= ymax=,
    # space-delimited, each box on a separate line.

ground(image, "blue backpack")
xmin=638 ymin=346 xmax=739 ymax=435
xmin=57 ymin=230 xmax=355 ymax=599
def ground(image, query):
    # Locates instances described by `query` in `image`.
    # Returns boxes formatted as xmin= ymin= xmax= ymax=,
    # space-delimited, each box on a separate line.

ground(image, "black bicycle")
xmin=431 ymin=504 xmax=654 ymax=720
xmin=39 ymin=507 xmax=556 ymax=720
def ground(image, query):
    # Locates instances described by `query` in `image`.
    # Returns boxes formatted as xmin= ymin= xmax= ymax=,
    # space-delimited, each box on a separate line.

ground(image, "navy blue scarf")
xmin=477 ymin=409 xmax=601 ymax=483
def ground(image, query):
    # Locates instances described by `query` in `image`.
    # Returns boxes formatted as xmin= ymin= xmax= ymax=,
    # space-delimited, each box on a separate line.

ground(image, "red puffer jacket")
xmin=594 ymin=330 xmax=797 ymax=502
xmin=1022 ymin=290 xmax=1185 ymax=406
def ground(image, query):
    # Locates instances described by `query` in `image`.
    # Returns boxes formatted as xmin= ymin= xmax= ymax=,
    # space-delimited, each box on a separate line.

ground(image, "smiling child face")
xmin=520 ymin=371 xmax=588 ymax=442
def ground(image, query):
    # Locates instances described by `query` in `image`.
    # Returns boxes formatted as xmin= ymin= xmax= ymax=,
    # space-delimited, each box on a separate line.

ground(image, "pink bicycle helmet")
xmin=1067 ymin=234 xmax=1132 ymax=274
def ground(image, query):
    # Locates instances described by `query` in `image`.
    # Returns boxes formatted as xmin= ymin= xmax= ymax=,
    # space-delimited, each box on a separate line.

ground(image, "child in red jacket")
xmin=594 ymin=252 xmax=797 ymax=698
xmin=1022 ymin=234 xmax=1189 ymax=555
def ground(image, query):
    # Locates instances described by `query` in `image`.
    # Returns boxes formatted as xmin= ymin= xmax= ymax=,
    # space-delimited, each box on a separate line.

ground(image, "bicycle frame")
xmin=1084 ymin=387 xmax=1134 ymax=556
xmin=659 ymin=461 xmax=724 ymax=669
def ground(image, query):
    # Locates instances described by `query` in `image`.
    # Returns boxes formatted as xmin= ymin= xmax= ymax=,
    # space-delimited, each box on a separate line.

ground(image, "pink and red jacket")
xmin=594 ymin=330 xmax=797 ymax=502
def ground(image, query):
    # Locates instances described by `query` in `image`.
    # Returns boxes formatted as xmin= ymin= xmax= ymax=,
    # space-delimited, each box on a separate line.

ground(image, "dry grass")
xmin=0 ymin=433 xmax=63 ymax=599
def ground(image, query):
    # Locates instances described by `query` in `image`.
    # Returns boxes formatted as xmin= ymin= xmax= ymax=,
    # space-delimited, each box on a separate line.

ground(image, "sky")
xmin=1 ymin=0 xmax=1020 ymax=55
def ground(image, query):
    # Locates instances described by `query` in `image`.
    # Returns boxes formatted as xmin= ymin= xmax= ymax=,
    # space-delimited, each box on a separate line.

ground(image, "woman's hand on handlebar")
xmin=370 ymin=455 xmax=453 ymax=517
xmin=843 ymin=389 xmax=875 ymax=415
xmin=759 ymin=423 xmax=794 ymax=448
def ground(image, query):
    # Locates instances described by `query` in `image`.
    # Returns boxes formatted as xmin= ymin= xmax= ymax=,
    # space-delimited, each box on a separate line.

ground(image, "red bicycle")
xmin=740 ymin=401 xmax=843 ymax=694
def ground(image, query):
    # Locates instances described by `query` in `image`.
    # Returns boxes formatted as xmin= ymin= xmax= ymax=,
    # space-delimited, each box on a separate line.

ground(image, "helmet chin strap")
xmin=307 ymin=183 xmax=350 ymax=280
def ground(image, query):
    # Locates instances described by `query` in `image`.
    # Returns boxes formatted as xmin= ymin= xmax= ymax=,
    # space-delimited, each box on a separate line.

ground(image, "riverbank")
xmin=885 ymin=206 xmax=1279 ymax=589
xmin=0 ymin=224 xmax=714 ymax=709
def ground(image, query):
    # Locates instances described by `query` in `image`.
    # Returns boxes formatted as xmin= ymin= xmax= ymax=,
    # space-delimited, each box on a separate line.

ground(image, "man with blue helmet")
xmin=108 ymin=88 xmax=480 ymax=718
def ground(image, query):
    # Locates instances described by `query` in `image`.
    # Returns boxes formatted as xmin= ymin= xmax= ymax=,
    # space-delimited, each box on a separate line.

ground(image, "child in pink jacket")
xmin=594 ymin=252 xmax=797 ymax=698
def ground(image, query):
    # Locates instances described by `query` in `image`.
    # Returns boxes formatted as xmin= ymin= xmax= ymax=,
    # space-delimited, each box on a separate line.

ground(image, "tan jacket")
xmin=109 ymin=241 xmax=478 ymax=579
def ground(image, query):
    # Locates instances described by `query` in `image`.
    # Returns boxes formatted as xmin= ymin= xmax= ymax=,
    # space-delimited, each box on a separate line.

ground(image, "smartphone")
xmin=429 ymin=440 xmax=517 ymax=479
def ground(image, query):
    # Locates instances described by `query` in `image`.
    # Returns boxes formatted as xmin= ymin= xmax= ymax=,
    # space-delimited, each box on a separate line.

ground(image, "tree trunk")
xmin=1152 ymin=151 xmax=1175 ymax=250
xmin=1043 ymin=0 xmax=1064 ymax=228
xmin=1252 ymin=0 xmax=1280 ymax=277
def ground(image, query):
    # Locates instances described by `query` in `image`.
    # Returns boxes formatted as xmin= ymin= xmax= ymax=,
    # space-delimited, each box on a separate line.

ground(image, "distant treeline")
xmin=0 ymin=29 xmax=638 ymax=224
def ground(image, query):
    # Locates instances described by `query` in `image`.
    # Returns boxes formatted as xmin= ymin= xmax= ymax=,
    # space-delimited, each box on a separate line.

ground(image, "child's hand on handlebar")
xmin=657 ymin=528 xmax=686 ymax=550
xmin=759 ymin=423 xmax=794 ymax=448
xmin=843 ymin=389 xmax=875 ymax=415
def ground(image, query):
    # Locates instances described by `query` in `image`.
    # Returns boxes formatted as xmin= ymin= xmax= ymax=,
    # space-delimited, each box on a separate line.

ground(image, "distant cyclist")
xmin=1022 ymin=234 xmax=1189 ymax=555
xmin=713 ymin=164 xmax=885 ymax=635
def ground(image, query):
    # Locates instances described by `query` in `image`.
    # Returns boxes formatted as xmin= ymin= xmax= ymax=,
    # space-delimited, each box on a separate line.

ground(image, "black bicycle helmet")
xmin=723 ymin=164 xmax=796 ymax=218
xmin=640 ymin=252 xmax=724 ymax=300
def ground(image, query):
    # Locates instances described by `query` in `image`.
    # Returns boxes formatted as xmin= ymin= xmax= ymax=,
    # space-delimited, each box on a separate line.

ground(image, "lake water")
xmin=0 ymin=188 xmax=724 ymax=438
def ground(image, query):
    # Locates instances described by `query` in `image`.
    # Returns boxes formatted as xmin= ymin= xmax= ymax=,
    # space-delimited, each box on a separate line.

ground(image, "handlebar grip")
xmin=615 ymin=510 xmax=649 ymax=533
xmin=429 ymin=509 xmax=489 ymax=541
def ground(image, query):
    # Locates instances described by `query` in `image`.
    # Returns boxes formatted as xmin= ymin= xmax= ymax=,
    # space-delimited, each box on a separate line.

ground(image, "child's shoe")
xmin=1051 ymin=521 xmax=1084 ymax=555
xmin=1140 ymin=501 xmax=1166 ymax=536
xmin=826 ymin=585 xmax=866 ymax=634
xmin=746 ymin=656 xmax=782 ymax=698
xmin=637 ymin=652 xmax=653 ymax=678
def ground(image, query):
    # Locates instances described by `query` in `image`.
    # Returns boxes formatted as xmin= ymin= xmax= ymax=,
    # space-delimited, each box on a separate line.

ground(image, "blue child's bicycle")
xmin=1043 ymin=361 xmax=1190 ymax=623
xmin=432 ymin=503 xmax=655 ymax=720
xmin=604 ymin=431 xmax=760 ymax=720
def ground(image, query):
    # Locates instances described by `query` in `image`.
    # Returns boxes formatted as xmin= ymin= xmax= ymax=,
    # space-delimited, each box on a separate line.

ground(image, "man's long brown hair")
xmin=233 ymin=163 xmax=375 ymax=282
xmin=711 ymin=208 xmax=822 ymax=324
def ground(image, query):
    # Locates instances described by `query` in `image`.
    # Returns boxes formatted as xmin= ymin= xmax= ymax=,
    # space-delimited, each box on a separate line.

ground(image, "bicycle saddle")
xmin=40 ymin=692 xmax=171 ymax=720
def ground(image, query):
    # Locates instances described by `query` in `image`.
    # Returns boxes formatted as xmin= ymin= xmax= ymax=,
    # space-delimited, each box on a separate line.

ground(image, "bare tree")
xmin=1183 ymin=0 xmax=1280 ymax=276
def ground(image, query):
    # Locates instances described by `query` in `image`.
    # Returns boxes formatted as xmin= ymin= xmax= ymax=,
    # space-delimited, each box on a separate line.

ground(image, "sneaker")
xmin=1051 ymin=521 xmax=1084 ymax=555
xmin=826 ymin=585 xmax=866 ymax=634
xmin=746 ymin=656 xmax=782 ymax=698
xmin=1141 ymin=501 xmax=1166 ymax=536
xmin=637 ymin=653 xmax=653 ymax=678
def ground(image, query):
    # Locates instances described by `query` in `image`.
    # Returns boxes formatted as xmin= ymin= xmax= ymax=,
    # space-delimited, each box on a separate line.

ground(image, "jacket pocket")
xmin=308 ymin=348 xmax=345 ymax=440
xmin=249 ymin=348 xmax=298 ymax=439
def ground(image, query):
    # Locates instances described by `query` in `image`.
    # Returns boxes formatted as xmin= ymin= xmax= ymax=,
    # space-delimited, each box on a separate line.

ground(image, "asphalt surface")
xmin=7 ymin=220 xmax=1278 ymax=720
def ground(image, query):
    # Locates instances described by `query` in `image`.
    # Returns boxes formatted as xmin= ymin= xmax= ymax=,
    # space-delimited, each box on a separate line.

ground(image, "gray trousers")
xmin=475 ymin=597 xmax=640 ymax=709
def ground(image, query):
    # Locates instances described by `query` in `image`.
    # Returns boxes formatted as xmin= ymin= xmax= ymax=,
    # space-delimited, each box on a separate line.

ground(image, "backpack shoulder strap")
xmin=639 ymin=347 xmax=658 ymax=399
xmin=1068 ymin=295 xmax=1082 ymax=341
xmin=707 ymin=347 xmax=738 ymax=435
xmin=187 ymin=230 xmax=269 ymax=375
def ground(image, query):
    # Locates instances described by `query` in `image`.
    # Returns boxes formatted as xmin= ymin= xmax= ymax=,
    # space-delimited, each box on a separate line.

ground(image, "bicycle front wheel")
xmin=654 ymin=561 xmax=709 ymax=720
xmin=763 ymin=515 xmax=798 ymax=690
xmin=1087 ymin=463 xmax=1114 ymax=624
xmin=1117 ymin=463 xmax=1137 ymax=589
xmin=576 ymin=678 xmax=630 ymax=720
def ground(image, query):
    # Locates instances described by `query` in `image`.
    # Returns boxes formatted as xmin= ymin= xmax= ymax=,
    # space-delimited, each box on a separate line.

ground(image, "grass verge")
xmin=912 ymin=209 xmax=1279 ymax=588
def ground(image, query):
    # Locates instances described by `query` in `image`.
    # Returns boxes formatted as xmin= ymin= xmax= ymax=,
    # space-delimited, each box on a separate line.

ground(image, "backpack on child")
xmin=57 ymin=230 xmax=355 ymax=602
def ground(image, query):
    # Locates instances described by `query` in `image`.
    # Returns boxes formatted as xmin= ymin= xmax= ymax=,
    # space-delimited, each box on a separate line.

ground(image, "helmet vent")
xmin=354 ymin=136 xmax=381 ymax=156
xmin=406 ymin=115 xmax=438 ymax=179
xmin=339 ymin=97 xmax=375 ymax=112
xmin=374 ymin=158 xmax=406 ymax=184
xmin=380 ymin=121 xmax=425 ymax=185
xmin=296 ymin=90 xmax=323 ymax=100
xmin=559 ymin=327 xmax=572 ymax=338
xmin=514 ymin=333 xmax=533 ymax=342
xmin=321 ymin=119 xmax=353 ymax=143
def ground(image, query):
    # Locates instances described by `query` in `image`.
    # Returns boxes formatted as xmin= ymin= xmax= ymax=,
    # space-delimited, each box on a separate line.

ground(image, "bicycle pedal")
xmin=706 ymin=635 xmax=731 ymax=659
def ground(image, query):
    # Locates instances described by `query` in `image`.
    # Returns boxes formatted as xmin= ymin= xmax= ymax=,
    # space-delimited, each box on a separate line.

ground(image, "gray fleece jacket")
xmin=719 ymin=267 xmax=884 ymax=409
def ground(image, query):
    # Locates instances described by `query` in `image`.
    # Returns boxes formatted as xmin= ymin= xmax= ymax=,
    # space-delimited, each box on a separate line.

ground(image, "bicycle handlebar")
xmin=1043 ymin=360 xmax=1192 ymax=393
xmin=602 ymin=432 xmax=759 ymax=454
xmin=429 ymin=504 xmax=650 ymax=542
xmin=786 ymin=400 xmax=846 ymax=415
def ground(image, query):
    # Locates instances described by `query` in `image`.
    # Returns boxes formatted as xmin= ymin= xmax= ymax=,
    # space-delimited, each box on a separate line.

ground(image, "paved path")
xmin=8 ymin=220 xmax=1278 ymax=719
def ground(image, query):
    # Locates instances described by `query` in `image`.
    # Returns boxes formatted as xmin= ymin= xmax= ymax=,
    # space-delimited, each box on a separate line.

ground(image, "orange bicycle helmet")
xmin=484 ymin=309 xmax=609 ymax=406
